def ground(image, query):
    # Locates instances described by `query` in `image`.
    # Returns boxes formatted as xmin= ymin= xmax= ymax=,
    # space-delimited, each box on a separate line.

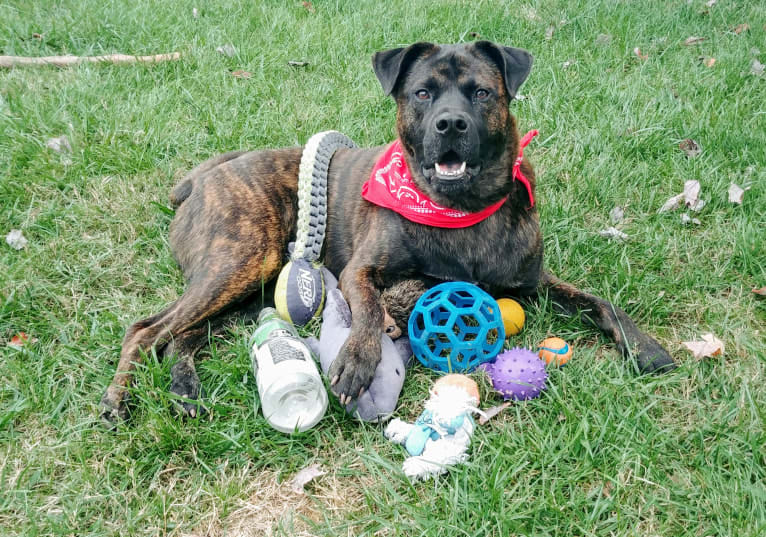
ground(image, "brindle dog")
xmin=100 ymin=41 xmax=675 ymax=425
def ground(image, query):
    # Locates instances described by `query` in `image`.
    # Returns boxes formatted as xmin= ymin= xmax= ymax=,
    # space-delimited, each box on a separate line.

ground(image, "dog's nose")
xmin=434 ymin=111 xmax=470 ymax=135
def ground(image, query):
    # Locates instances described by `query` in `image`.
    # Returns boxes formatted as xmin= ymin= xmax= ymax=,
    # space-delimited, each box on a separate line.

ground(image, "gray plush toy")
xmin=304 ymin=271 xmax=414 ymax=422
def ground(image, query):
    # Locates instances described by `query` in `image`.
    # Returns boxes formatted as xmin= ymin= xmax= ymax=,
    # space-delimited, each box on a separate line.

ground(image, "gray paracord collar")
xmin=292 ymin=131 xmax=357 ymax=263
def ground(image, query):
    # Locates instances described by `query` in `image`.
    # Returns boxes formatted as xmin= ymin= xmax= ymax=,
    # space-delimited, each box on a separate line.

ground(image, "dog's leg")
xmin=539 ymin=271 xmax=675 ymax=373
xmin=328 ymin=264 xmax=384 ymax=405
xmin=164 ymin=289 xmax=274 ymax=419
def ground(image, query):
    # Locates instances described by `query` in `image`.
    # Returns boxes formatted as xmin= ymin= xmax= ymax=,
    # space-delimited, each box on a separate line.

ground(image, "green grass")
xmin=1 ymin=0 xmax=765 ymax=535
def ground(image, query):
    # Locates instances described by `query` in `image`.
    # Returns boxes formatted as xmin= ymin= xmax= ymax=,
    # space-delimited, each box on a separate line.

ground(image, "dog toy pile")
xmin=385 ymin=374 xmax=482 ymax=481
xmin=408 ymin=282 xmax=505 ymax=373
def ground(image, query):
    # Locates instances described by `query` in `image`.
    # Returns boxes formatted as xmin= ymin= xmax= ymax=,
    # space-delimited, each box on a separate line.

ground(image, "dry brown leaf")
xmin=659 ymin=180 xmax=705 ymax=213
xmin=704 ymin=57 xmax=716 ymax=67
xmin=289 ymin=464 xmax=325 ymax=494
xmin=478 ymin=402 xmax=511 ymax=425
xmin=684 ymin=36 xmax=706 ymax=46
xmin=232 ymin=70 xmax=252 ymax=79
xmin=32 ymin=33 xmax=43 ymax=40
xmin=633 ymin=47 xmax=648 ymax=61
xmin=302 ymin=1 xmax=315 ymax=13
xmin=752 ymin=287 xmax=766 ymax=296
xmin=545 ymin=26 xmax=555 ymax=41
xmin=728 ymin=183 xmax=746 ymax=204
xmin=682 ymin=333 xmax=724 ymax=359
xmin=679 ymin=138 xmax=701 ymax=158
xmin=733 ymin=23 xmax=750 ymax=35
xmin=610 ymin=206 xmax=625 ymax=224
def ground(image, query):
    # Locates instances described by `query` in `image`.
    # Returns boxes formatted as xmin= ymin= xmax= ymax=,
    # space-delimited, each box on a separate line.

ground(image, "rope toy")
xmin=275 ymin=131 xmax=357 ymax=325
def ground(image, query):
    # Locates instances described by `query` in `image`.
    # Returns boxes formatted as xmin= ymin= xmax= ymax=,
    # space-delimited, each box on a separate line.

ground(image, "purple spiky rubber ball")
xmin=480 ymin=347 xmax=548 ymax=401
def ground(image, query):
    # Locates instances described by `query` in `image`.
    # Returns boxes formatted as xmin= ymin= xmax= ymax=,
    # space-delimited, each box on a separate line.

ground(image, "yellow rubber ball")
xmin=537 ymin=337 xmax=572 ymax=366
xmin=496 ymin=298 xmax=525 ymax=336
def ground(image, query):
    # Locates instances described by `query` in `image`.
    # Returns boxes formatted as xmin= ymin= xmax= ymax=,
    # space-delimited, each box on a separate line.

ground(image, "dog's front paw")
xmin=635 ymin=335 xmax=676 ymax=374
xmin=328 ymin=335 xmax=380 ymax=405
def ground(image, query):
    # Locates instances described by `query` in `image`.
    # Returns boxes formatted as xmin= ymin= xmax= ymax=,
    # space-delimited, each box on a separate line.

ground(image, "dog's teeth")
xmin=435 ymin=161 xmax=467 ymax=177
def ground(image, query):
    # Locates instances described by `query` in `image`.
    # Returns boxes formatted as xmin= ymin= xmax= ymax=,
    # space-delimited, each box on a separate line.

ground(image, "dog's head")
xmin=373 ymin=42 xmax=532 ymax=212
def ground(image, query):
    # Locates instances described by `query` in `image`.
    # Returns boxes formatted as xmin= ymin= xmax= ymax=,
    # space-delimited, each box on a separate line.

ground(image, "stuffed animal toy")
xmin=384 ymin=374 xmax=482 ymax=481
xmin=304 ymin=270 xmax=413 ymax=422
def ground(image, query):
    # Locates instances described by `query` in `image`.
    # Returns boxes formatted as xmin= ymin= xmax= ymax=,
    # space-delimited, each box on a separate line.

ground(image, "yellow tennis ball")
xmin=497 ymin=298 xmax=525 ymax=336
xmin=537 ymin=337 xmax=572 ymax=366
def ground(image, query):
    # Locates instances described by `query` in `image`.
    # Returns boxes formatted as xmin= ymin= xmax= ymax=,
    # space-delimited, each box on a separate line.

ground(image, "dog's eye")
xmin=414 ymin=89 xmax=431 ymax=101
xmin=475 ymin=88 xmax=490 ymax=100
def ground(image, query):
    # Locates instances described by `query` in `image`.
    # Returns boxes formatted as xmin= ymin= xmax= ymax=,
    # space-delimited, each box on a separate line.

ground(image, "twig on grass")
xmin=0 ymin=52 xmax=181 ymax=68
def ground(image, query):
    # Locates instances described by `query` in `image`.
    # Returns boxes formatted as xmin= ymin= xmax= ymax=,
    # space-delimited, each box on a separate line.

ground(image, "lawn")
xmin=1 ymin=0 xmax=764 ymax=535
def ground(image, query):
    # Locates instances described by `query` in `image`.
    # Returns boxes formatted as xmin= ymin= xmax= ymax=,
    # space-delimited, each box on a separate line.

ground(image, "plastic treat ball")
xmin=537 ymin=337 xmax=573 ymax=366
xmin=408 ymin=282 xmax=505 ymax=373
xmin=481 ymin=347 xmax=548 ymax=400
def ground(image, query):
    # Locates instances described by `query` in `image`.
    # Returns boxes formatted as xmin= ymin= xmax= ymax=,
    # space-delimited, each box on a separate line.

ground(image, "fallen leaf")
xmin=683 ymin=179 xmax=705 ymax=211
xmin=684 ymin=36 xmax=706 ymax=46
xmin=302 ymin=1 xmax=315 ymax=13
xmin=751 ymin=59 xmax=765 ymax=76
xmin=32 ymin=33 xmax=43 ymax=40
xmin=5 ymin=229 xmax=28 ymax=250
xmin=8 ymin=332 xmax=32 ymax=349
xmin=562 ymin=60 xmax=575 ymax=70
xmin=288 ymin=60 xmax=309 ymax=67
xmin=634 ymin=47 xmax=648 ymax=61
xmin=728 ymin=183 xmax=746 ymax=204
xmin=289 ymin=464 xmax=325 ymax=494
xmin=216 ymin=44 xmax=236 ymax=57
xmin=733 ymin=23 xmax=750 ymax=35
xmin=659 ymin=180 xmax=705 ymax=213
xmin=231 ymin=70 xmax=251 ymax=79
xmin=704 ymin=57 xmax=716 ymax=67
xmin=599 ymin=227 xmax=628 ymax=241
xmin=679 ymin=138 xmax=701 ymax=158
xmin=478 ymin=402 xmax=511 ymax=425
xmin=46 ymin=135 xmax=71 ymax=153
xmin=682 ymin=333 xmax=724 ymax=359
xmin=752 ymin=287 xmax=766 ymax=296
xmin=192 ymin=7 xmax=198 ymax=18
xmin=545 ymin=26 xmax=555 ymax=41
xmin=610 ymin=206 xmax=625 ymax=224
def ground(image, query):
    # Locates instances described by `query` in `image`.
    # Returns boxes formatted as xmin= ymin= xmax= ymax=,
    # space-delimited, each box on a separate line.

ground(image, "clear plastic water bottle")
xmin=250 ymin=307 xmax=328 ymax=433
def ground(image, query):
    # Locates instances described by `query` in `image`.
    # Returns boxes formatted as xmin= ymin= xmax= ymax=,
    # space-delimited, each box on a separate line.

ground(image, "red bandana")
xmin=362 ymin=130 xmax=538 ymax=228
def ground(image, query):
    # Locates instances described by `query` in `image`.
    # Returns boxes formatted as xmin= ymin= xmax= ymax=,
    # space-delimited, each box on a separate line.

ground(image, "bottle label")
xmin=268 ymin=339 xmax=307 ymax=364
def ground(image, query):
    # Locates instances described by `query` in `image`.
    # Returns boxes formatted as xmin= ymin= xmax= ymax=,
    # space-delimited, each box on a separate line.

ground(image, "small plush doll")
xmin=384 ymin=374 xmax=483 ymax=481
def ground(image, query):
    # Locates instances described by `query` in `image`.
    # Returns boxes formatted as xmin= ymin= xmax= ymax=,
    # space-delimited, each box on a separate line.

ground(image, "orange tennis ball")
xmin=537 ymin=337 xmax=572 ymax=366
xmin=497 ymin=298 xmax=525 ymax=336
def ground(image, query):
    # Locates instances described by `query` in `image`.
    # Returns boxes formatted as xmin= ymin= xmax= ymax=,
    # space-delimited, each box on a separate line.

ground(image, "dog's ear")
xmin=372 ymin=42 xmax=437 ymax=96
xmin=473 ymin=41 xmax=533 ymax=99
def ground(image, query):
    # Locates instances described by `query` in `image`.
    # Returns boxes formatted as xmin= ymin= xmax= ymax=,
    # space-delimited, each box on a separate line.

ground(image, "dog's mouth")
xmin=423 ymin=150 xmax=480 ymax=185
